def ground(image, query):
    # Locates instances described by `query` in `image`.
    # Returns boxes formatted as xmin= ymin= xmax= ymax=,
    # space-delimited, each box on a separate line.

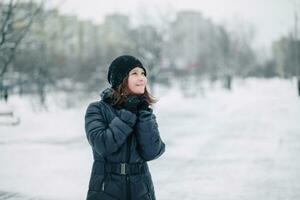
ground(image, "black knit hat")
xmin=107 ymin=55 xmax=147 ymax=89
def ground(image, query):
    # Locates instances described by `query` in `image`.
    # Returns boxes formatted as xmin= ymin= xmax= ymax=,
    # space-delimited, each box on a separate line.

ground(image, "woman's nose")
xmin=138 ymin=74 xmax=146 ymax=80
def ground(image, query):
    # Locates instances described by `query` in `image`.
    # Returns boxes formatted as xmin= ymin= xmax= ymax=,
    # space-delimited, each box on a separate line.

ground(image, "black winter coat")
xmin=85 ymin=88 xmax=166 ymax=200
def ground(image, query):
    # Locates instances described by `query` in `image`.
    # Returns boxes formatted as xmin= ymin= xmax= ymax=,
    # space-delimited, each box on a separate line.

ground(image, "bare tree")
xmin=0 ymin=0 xmax=41 ymax=77
xmin=131 ymin=6 xmax=176 ymax=94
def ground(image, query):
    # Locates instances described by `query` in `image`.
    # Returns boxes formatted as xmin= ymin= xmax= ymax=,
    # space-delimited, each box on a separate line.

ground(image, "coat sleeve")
xmin=85 ymin=102 xmax=137 ymax=157
xmin=135 ymin=108 xmax=166 ymax=161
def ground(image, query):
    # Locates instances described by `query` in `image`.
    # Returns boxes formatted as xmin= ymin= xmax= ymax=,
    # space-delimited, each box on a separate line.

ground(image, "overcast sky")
xmin=56 ymin=0 xmax=298 ymax=49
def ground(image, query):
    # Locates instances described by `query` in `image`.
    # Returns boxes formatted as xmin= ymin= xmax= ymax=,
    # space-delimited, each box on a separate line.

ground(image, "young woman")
xmin=85 ymin=55 xmax=166 ymax=200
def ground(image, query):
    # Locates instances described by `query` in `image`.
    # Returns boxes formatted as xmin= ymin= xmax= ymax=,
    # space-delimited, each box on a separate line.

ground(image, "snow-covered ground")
xmin=0 ymin=78 xmax=300 ymax=200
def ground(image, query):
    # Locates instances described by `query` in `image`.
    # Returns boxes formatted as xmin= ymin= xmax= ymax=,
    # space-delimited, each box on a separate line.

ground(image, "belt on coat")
xmin=94 ymin=160 xmax=147 ymax=175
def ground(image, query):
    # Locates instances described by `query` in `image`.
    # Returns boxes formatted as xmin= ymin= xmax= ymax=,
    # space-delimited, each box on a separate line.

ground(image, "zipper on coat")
xmin=126 ymin=175 xmax=130 ymax=200
xmin=126 ymin=134 xmax=131 ymax=162
xmin=126 ymin=134 xmax=132 ymax=200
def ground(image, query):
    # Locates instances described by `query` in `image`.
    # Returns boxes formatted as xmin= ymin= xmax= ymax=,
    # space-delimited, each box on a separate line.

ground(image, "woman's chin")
xmin=132 ymin=89 xmax=144 ymax=94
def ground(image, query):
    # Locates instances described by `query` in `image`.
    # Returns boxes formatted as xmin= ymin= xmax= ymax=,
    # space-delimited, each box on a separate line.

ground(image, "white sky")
xmin=55 ymin=0 xmax=298 ymax=49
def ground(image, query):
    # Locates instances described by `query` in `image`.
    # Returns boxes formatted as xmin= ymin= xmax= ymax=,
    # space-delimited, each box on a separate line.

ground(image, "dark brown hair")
xmin=111 ymin=75 xmax=157 ymax=107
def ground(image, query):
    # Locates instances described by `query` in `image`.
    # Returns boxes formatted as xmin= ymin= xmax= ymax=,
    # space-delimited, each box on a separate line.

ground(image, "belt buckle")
xmin=120 ymin=163 xmax=126 ymax=175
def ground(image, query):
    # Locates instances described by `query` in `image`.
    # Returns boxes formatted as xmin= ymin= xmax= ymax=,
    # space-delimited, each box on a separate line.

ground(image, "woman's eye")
xmin=131 ymin=72 xmax=144 ymax=75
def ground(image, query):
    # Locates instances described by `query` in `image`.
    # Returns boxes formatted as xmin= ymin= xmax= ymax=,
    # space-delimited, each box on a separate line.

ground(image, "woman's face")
xmin=127 ymin=67 xmax=147 ymax=94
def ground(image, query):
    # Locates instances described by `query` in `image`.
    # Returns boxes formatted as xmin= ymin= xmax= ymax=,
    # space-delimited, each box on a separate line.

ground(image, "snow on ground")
xmin=0 ymin=78 xmax=300 ymax=200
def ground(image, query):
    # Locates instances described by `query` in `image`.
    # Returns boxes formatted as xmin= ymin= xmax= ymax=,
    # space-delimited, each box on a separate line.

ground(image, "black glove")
xmin=117 ymin=109 xmax=137 ymax=127
xmin=122 ymin=95 xmax=141 ymax=114
xmin=138 ymin=95 xmax=150 ymax=111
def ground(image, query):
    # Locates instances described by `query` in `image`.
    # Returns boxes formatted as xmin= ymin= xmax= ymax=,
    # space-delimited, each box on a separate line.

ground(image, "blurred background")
xmin=0 ymin=0 xmax=300 ymax=199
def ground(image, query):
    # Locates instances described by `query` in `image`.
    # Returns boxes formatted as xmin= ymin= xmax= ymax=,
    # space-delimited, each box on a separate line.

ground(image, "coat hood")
xmin=100 ymin=87 xmax=114 ymax=104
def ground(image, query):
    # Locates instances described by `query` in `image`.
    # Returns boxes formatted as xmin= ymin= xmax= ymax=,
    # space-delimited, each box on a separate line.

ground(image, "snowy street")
xmin=0 ymin=78 xmax=300 ymax=200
